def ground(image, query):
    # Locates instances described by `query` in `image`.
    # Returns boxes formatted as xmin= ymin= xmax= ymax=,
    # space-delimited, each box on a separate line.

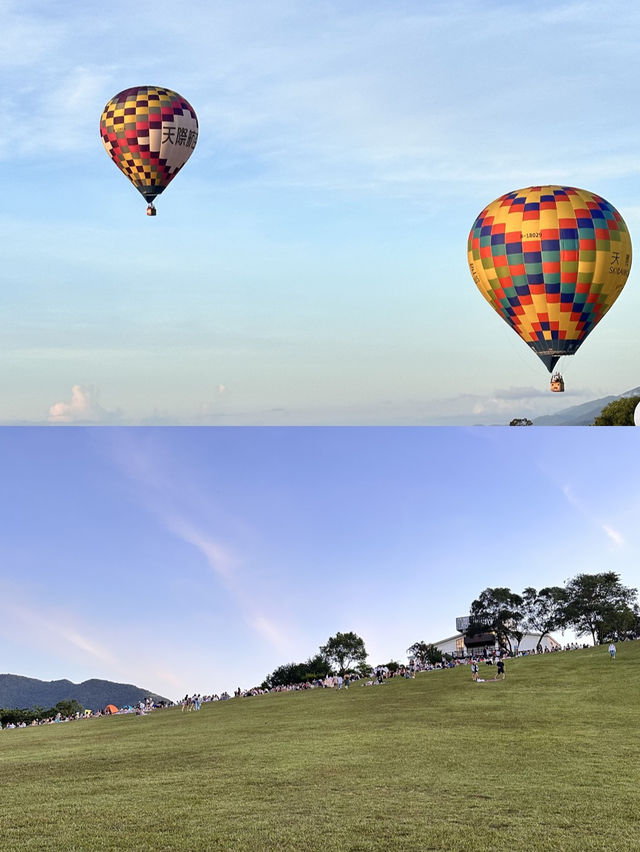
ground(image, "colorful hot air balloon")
xmin=468 ymin=186 xmax=632 ymax=380
xmin=100 ymin=85 xmax=198 ymax=215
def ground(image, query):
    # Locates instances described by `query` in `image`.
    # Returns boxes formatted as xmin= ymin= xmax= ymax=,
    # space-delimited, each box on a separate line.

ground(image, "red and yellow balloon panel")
xmin=468 ymin=186 xmax=632 ymax=375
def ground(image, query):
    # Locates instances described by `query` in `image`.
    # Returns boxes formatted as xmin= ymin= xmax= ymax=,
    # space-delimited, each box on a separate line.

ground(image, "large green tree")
xmin=469 ymin=587 xmax=524 ymax=653
xmin=521 ymin=586 xmax=568 ymax=650
xmin=593 ymin=397 xmax=640 ymax=426
xmin=319 ymin=631 xmax=368 ymax=676
xmin=564 ymin=572 xmax=638 ymax=644
xmin=598 ymin=604 xmax=639 ymax=643
xmin=263 ymin=653 xmax=331 ymax=688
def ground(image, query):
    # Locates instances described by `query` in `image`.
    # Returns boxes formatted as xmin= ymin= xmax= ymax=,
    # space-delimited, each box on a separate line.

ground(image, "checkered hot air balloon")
xmin=100 ymin=85 xmax=198 ymax=215
xmin=468 ymin=186 xmax=632 ymax=381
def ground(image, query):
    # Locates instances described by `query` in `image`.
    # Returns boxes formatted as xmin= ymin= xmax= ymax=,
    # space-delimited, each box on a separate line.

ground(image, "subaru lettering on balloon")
xmin=468 ymin=186 xmax=632 ymax=391
xmin=100 ymin=85 xmax=198 ymax=215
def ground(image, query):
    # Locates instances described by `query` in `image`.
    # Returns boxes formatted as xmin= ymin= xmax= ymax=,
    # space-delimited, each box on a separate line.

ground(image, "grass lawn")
xmin=2 ymin=643 xmax=640 ymax=850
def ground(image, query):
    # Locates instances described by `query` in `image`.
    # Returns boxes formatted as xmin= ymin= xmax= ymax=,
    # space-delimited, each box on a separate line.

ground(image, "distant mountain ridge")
xmin=532 ymin=386 xmax=640 ymax=426
xmin=0 ymin=674 xmax=170 ymax=711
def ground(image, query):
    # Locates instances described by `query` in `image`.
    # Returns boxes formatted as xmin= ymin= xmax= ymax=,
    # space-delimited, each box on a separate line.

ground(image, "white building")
xmin=431 ymin=616 xmax=561 ymax=658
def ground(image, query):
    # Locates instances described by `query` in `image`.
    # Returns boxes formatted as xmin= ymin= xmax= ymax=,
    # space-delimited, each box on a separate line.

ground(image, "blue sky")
xmin=2 ymin=0 xmax=640 ymax=424
xmin=1 ymin=427 xmax=638 ymax=699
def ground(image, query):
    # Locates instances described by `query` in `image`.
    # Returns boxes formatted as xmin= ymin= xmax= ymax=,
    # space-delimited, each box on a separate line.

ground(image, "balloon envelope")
xmin=100 ymin=85 xmax=198 ymax=205
xmin=468 ymin=186 xmax=632 ymax=372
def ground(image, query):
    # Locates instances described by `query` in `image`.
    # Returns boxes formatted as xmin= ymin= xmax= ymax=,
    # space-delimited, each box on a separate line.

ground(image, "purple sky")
xmin=1 ymin=426 xmax=638 ymax=699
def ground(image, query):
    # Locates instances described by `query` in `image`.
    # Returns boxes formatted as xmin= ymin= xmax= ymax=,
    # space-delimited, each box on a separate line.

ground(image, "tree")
xmin=263 ymin=653 xmax=332 ymax=688
xmin=599 ymin=604 xmax=639 ymax=642
xmin=407 ymin=641 xmax=429 ymax=664
xmin=407 ymin=641 xmax=442 ymax=665
xmin=564 ymin=572 xmax=638 ymax=644
xmin=304 ymin=653 xmax=333 ymax=681
xmin=355 ymin=661 xmax=373 ymax=678
xmin=521 ymin=586 xmax=568 ymax=650
xmin=510 ymin=418 xmax=533 ymax=426
xmin=469 ymin=587 xmax=524 ymax=653
xmin=319 ymin=631 xmax=368 ymax=676
xmin=54 ymin=699 xmax=84 ymax=718
xmin=264 ymin=662 xmax=307 ymax=689
xmin=593 ymin=397 xmax=640 ymax=426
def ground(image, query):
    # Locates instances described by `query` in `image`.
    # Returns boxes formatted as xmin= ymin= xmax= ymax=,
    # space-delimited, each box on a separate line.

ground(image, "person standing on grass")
xmin=497 ymin=658 xmax=505 ymax=679
xmin=609 ymin=643 xmax=616 ymax=660
xmin=471 ymin=659 xmax=478 ymax=681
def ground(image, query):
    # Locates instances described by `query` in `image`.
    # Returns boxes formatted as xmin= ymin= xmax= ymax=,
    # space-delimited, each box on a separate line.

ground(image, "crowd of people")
xmin=0 ymin=698 xmax=173 ymax=730
xmin=0 ymin=640 xmax=624 ymax=731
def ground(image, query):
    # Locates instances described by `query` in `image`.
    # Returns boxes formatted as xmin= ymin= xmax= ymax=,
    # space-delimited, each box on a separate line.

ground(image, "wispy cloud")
xmin=5 ymin=1 xmax=640 ymax=193
xmin=0 ymin=598 xmax=119 ymax=669
xmin=0 ymin=588 xmax=193 ymax=696
xmin=602 ymin=525 xmax=625 ymax=548
xmin=0 ymin=4 xmax=66 ymax=69
xmin=165 ymin=516 xmax=237 ymax=584
xmin=106 ymin=435 xmax=296 ymax=654
xmin=562 ymin=484 xmax=626 ymax=549
xmin=248 ymin=615 xmax=291 ymax=654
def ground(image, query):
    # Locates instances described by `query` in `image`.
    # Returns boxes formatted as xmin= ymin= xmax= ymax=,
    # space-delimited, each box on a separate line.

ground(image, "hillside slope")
xmin=1 ymin=644 xmax=640 ymax=850
xmin=533 ymin=385 xmax=640 ymax=425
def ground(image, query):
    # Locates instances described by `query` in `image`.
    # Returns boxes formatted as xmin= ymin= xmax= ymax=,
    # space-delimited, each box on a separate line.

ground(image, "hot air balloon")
xmin=100 ymin=85 xmax=198 ymax=215
xmin=468 ymin=186 xmax=632 ymax=391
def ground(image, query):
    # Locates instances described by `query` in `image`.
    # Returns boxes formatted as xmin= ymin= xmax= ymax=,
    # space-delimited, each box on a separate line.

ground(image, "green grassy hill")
xmin=2 ymin=644 xmax=640 ymax=851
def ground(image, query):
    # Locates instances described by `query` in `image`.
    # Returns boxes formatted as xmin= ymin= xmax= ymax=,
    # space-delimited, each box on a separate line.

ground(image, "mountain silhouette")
xmin=0 ymin=673 xmax=170 ymax=712
xmin=532 ymin=387 xmax=640 ymax=426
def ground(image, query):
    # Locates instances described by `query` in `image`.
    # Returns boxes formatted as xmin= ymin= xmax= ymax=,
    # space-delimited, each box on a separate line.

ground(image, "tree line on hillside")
xmin=261 ymin=632 xmax=369 ymax=689
xmin=509 ymin=396 xmax=640 ymax=427
xmin=0 ymin=699 xmax=85 ymax=727
xmin=260 ymin=573 xmax=637 ymax=690
xmin=467 ymin=572 xmax=638 ymax=652
xmin=262 ymin=632 xmax=450 ymax=691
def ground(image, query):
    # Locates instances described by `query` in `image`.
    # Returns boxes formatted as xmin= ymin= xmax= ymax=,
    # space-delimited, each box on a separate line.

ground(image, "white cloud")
xmin=463 ymin=385 xmax=591 ymax=421
xmin=48 ymin=384 xmax=120 ymax=423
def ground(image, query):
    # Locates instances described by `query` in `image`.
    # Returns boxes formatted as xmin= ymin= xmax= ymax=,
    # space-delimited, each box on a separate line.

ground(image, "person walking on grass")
xmin=497 ymin=658 xmax=505 ymax=679
xmin=609 ymin=643 xmax=616 ymax=660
